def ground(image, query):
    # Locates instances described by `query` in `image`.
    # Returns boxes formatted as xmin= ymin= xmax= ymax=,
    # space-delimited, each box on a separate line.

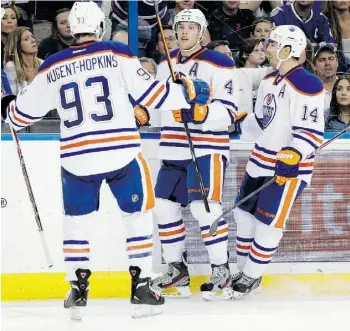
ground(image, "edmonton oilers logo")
xmin=263 ymin=93 xmax=277 ymax=128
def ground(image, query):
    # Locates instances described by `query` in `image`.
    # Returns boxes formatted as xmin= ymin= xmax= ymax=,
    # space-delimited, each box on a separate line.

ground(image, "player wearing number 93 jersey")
xmin=230 ymin=25 xmax=325 ymax=298
xmin=0 ymin=1 xmax=213 ymax=319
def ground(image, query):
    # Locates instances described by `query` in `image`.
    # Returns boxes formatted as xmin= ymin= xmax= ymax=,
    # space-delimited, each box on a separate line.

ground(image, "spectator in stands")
xmin=323 ymin=1 xmax=350 ymax=62
xmin=207 ymin=1 xmax=254 ymax=52
xmin=298 ymin=38 xmax=314 ymax=72
xmin=38 ymin=8 xmax=74 ymax=60
xmin=313 ymin=43 xmax=339 ymax=110
xmin=250 ymin=17 xmax=273 ymax=40
xmin=325 ymin=76 xmax=350 ymax=131
xmin=1 ymin=4 xmax=19 ymax=69
xmin=235 ymin=38 xmax=266 ymax=68
xmin=112 ymin=29 xmax=128 ymax=44
xmin=206 ymin=40 xmax=233 ymax=58
xmin=168 ymin=0 xmax=196 ymax=24
xmin=3 ymin=27 xmax=42 ymax=95
xmin=139 ymin=57 xmax=158 ymax=77
xmin=239 ymin=0 xmax=282 ymax=17
xmin=156 ymin=25 xmax=177 ymax=61
xmin=270 ymin=0 xmax=336 ymax=44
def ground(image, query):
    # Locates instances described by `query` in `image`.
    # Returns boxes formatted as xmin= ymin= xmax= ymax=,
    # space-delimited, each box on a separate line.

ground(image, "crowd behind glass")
xmin=1 ymin=0 xmax=350 ymax=132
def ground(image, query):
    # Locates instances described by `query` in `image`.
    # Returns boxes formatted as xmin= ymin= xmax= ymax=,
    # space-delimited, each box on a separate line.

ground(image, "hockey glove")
xmin=134 ymin=105 xmax=150 ymax=128
xmin=1 ymin=94 xmax=16 ymax=121
xmin=230 ymin=111 xmax=248 ymax=135
xmin=177 ymin=77 xmax=213 ymax=106
xmin=275 ymin=147 xmax=301 ymax=186
xmin=172 ymin=104 xmax=209 ymax=124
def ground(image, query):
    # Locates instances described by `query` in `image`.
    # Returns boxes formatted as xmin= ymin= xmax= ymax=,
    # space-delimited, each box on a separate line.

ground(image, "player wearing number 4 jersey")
xmin=151 ymin=9 xmax=246 ymax=301
xmin=1 ymin=2 xmax=212 ymax=319
xmin=230 ymin=25 xmax=325 ymax=299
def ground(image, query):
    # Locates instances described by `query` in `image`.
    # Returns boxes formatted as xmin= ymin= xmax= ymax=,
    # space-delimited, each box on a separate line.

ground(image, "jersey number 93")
xmin=59 ymin=75 xmax=114 ymax=129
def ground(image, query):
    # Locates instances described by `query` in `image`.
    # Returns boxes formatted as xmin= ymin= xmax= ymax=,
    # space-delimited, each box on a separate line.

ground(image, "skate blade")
xmin=232 ymin=287 xmax=261 ymax=300
xmin=131 ymin=305 xmax=163 ymax=319
xmin=202 ymin=287 xmax=232 ymax=301
xmin=69 ymin=307 xmax=83 ymax=321
xmin=161 ymin=286 xmax=192 ymax=298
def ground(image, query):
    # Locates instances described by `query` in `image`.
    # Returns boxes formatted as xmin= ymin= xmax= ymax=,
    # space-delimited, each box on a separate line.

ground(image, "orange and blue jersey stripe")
xmin=292 ymin=126 xmax=324 ymax=150
xmin=158 ymin=220 xmax=185 ymax=244
xmin=200 ymin=220 xmax=228 ymax=246
xmin=63 ymin=240 xmax=90 ymax=262
xmin=59 ymin=127 xmax=141 ymax=159
xmin=7 ymin=104 xmax=42 ymax=130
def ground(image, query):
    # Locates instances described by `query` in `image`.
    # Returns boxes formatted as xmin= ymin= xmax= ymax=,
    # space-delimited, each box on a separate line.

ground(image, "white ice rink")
xmin=2 ymin=294 xmax=350 ymax=331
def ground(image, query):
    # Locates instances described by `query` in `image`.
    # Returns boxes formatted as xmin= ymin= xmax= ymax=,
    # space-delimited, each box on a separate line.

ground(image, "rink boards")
xmin=1 ymin=133 xmax=350 ymax=300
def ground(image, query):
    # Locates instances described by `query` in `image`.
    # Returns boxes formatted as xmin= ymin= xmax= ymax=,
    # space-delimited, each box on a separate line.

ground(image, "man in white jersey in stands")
xmin=151 ymin=9 xmax=246 ymax=300
xmin=1 ymin=2 xmax=213 ymax=318
xmin=230 ymin=25 xmax=325 ymax=298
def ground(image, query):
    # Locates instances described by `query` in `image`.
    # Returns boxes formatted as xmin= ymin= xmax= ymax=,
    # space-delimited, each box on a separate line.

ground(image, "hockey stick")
xmin=9 ymin=128 xmax=53 ymax=268
xmin=209 ymin=125 xmax=350 ymax=236
xmin=153 ymin=1 xmax=210 ymax=212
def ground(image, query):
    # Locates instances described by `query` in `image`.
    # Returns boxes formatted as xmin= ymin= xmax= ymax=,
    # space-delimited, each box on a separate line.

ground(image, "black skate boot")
xmin=151 ymin=252 xmax=191 ymax=297
xmin=64 ymin=269 xmax=91 ymax=321
xmin=231 ymin=273 xmax=262 ymax=299
xmin=130 ymin=266 xmax=164 ymax=319
xmin=201 ymin=262 xmax=232 ymax=301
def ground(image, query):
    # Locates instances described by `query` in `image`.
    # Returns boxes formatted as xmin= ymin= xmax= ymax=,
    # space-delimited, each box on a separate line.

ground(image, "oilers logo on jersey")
xmin=262 ymin=93 xmax=276 ymax=128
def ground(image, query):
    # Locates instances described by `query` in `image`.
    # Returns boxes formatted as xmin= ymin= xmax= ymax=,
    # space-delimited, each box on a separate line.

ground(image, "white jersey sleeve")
xmin=119 ymin=52 xmax=190 ymax=111
xmin=240 ymin=77 xmax=265 ymax=142
xmin=6 ymin=69 xmax=55 ymax=131
xmin=288 ymin=79 xmax=325 ymax=160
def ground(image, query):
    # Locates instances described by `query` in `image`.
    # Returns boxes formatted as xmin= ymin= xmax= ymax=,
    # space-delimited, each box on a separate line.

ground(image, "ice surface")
xmin=2 ymin=294 xmax=350 ymax=331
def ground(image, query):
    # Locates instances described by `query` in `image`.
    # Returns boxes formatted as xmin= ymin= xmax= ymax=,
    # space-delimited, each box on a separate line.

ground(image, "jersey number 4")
xmin=60 ymin=75 xmax=113 ymax=129
xmin=301 ymin=105 xmax=319 ymax=123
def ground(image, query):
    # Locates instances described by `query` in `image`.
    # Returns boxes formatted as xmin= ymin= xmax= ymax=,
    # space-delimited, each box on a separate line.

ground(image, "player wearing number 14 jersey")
xmin=1 ymin=2 xmax=213 ymax=319
xmin=230 ymin=25 xmax=325 ymax=299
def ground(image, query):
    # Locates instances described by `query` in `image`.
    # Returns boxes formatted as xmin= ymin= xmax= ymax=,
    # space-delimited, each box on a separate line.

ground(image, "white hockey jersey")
xmin=156 ymin=48 xmax=240 ymax=161
xmin=6 ymin=41 xmax=192 ymax=176
xmin=241 ymin=66 xmax=325 ymax=185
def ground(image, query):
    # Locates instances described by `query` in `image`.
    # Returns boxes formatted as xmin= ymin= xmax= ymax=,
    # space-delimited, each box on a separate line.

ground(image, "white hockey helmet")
xmin=268 ymin=25 xmax=306 ymax=67
xmin=173 ymin=9 xmax=207 ymax=50
xmin=69 ymin=1 xmax=105 ymax=40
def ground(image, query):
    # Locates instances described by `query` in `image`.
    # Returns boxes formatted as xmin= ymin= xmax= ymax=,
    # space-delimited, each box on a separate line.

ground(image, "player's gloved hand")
xmin=1 ymin=94 xmax=16 ymax=121
xmin=230 ymin=111 xmax=248 ymax=135
xmin=134 ymin=104 xmax=150 ymax=128
xmin=172 ymin=104 xmax=209 ymax=124
xmin=275 ymin=147 xmax=301 ymax=186
xmin=177 ymin=77 xmax=213 ymax=106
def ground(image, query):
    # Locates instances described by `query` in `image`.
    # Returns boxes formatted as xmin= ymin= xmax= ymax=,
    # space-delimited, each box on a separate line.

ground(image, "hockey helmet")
xmin=173 ymin=9 xmax=207 ymax=49
xmin=267 ymin=25 xmax=307 ymax=66
xmin=69 ymin=2 xmax=105 ymax=40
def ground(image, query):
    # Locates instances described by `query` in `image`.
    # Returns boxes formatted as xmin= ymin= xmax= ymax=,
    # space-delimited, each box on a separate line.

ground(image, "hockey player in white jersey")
xmin=151 ymin=9 xmax=246 ymax=300
xmin=1 ymin=2 xmax=213 ymax=318
xmin=230 ymin=25 xmax=325 ymax=298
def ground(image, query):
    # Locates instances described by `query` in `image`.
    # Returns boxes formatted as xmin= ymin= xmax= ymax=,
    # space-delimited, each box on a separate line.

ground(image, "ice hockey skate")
xmin=151 ymin=252 xmax=191 ymax=297
xmin=201 ymin=262 xmax=232 ymax=301
xmin=129 ymin=266 xmax=165 ymax=318
xmin=64 ymin=268 xmax=91 ymax=321
xmin=231 ymin=273 xmax=262 ymax=299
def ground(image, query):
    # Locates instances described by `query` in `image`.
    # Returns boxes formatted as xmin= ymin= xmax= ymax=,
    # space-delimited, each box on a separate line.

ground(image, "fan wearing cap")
xmin=313 ymin=43 xmax=339 ymax=111
xmin=230 ymin=25 xmax=325 ymax=298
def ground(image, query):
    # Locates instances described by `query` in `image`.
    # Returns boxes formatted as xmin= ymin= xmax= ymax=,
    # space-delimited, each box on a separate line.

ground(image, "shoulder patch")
xmin=270 ymin=7 xmax=283 ymax=17
xmin=160 ymin=49 xmax=179 ymax=63
xmin=285 ymin=68 xmax=324 ymax=96
xmin=195 ymin=49 xmax=235 ymax=69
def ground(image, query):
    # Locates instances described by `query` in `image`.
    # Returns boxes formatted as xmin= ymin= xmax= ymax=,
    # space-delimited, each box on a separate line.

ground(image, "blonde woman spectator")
xmin=38 ymin=8 xmax=74 ymax=60
xmin=250 ymin=17 xmax=273 ymax=40
xmin=1 ymin=4 xmax=19 ymax=68
xmin=3 ymin=27 xmax=43 ymax=95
